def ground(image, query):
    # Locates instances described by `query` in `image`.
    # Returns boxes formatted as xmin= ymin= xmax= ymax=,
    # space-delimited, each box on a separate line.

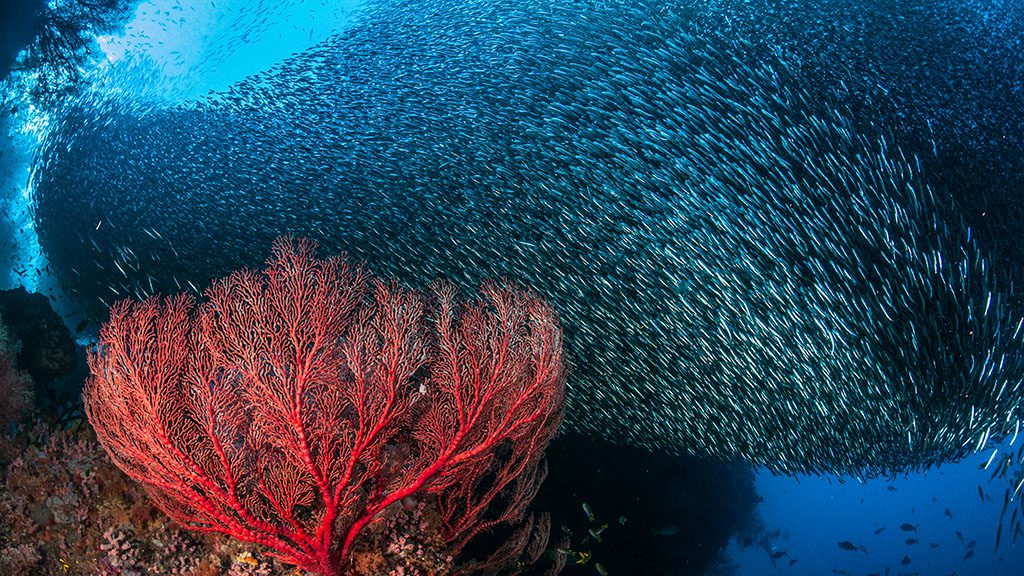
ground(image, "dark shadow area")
xmin=533 ymin=433 xmax=760 ymax=575
xmin=0 ymin=287 xmax=79 ymax=410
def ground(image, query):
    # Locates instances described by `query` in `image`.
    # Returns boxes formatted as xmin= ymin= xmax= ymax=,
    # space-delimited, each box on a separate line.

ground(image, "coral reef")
xmin=0 ymin=420 xmax=302 ymax=575
xmin=0 ymin=418 xmax=563 ymax=575
xmin=0 ymin=242 xmax=564 ymax=575
xmin=0 ymin=310 xmax=33 ymax=426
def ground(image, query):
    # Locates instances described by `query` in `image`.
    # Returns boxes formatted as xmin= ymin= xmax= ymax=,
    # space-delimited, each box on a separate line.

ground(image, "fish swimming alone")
xmin=29 ymin=0 xmax=1024 ymax=477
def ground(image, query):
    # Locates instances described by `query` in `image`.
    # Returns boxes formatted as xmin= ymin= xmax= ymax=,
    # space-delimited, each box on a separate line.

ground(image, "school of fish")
xmin=28 ymin=0 xmax=1024 ymax=476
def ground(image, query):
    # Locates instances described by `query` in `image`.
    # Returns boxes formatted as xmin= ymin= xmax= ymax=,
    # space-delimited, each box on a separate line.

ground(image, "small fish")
xmin=900 ymin=523 xmax=917 ymax=532
xmin=769 ymin=550 xmax=786 ymax=559
xmin=1001 ymin=489 xmax=1010 ymax=520
xmin=653 ymin=525 xmax=680 ymax=537
xmin=595 ymin=563 xmax=608 ymax=576
xmin=575 ymin=551 xmax=591 ymax=565
xmin=582 ymin=502 xmax=595 ymax=522
xmin=963 ymin=549 xmax=975 ymax=560
xmin=837 ymin=541 xmax=865 ymax=553
xmin=901 ymin=555 xmax=911 ymax=566
xmin=75 ymin=319 xmax=89 ymax=333
xmin=905 ymin=538 xmax=918 ymax=545
xmin=944 ymin=508 xmax=953 ymax=519
xmin=874 ymin=527 xmax=886 ymax=535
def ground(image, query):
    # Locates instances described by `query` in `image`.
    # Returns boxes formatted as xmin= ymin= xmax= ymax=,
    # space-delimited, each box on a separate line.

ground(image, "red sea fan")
xmin=84 ymin=236 xmax=566 ymax=576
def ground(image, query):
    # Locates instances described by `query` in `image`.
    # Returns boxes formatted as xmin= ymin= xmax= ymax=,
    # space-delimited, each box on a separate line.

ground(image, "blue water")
xmin=736 ymin=448 xmax=1024 ymax=575
xmin=3 ymin=1 xmax=1024 ymax=575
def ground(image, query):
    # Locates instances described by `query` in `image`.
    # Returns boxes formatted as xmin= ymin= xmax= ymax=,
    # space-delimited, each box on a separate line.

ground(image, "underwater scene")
xmin=1 ymin=0 xmax=1024 ymax=574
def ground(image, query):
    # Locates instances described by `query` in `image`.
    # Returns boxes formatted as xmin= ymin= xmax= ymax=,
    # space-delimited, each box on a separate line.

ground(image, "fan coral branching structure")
xmin=83 ymin=237 xmax=566 ymax=575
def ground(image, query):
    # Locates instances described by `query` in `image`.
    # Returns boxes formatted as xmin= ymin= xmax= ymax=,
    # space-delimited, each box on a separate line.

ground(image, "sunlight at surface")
xmin=95 ymin=0 xmax=366 ymax=101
